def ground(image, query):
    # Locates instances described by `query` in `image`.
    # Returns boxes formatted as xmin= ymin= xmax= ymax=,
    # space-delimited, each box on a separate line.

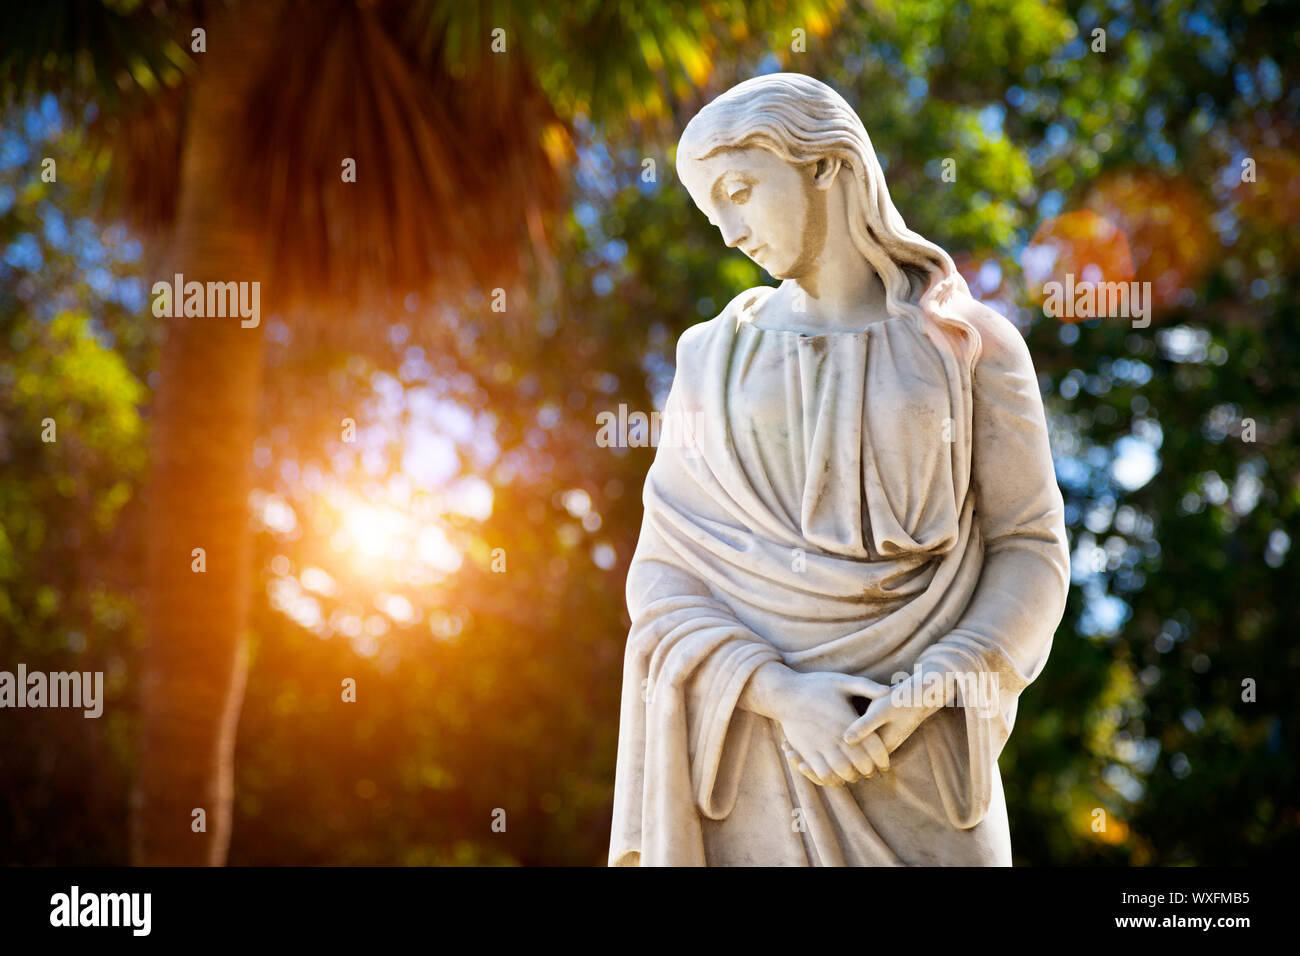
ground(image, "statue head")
xmin=676 ymin=72 xmax=975 ymax=350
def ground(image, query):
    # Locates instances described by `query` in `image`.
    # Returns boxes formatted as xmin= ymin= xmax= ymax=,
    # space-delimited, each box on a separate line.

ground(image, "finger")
xmin=861 ymin=732 xmax=890 ymax=772
xmin=841 ymin=675 xmax=890 ymax=700
xmin=824 ymin=748 xmax=859 ymax=785
xmin=795 ymin=759 xmax=820 ymax=786
xmin=840 ymin=741 xmax=877 ymax=778
xmin=843 ymin=698 xmax=891 ymax=744
xmin=806 ymin=754 xmax=836 ymax=787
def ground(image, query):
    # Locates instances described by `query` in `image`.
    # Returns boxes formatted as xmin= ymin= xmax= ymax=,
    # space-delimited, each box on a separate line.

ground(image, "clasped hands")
xmin=741 ymin=662 xmax=944 ymax=788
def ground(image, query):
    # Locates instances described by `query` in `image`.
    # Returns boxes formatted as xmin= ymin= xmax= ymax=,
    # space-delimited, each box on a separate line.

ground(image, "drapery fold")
xmin=610 ymin=274 xmax=1069 ymax=866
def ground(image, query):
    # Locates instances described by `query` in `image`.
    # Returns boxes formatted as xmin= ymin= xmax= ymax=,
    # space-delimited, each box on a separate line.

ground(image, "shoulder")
xmin=946 ymin=297 xmax=1051 ymax=424
xmin=674 ymin=285 xmax=774 ymax=365
xmin=955 ymin=296 xmax=1039 ymax=384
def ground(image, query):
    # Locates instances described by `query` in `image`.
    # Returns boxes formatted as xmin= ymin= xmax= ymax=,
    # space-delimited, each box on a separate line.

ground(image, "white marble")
xmin=610 ymin=74 xmax=1070 ymax=866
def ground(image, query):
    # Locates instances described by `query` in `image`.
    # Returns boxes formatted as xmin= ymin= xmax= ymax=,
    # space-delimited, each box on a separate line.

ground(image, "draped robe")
xmin=609 ymin=275 xmax=1070 ymax=866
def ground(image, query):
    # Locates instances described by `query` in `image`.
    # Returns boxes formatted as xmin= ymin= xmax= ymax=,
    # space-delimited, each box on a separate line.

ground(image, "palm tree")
xmin=1 ymin=0 xmax=840 ymax=864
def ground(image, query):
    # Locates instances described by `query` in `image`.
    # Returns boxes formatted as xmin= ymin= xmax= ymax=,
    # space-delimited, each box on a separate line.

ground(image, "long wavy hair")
xmin=678 ymin=72 xmax=982 ymax=369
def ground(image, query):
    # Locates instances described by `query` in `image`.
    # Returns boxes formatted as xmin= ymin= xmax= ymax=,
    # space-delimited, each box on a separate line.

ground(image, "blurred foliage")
xmin=0 ymin=101 xmax=151 ymax=862
xmin=3 ymin=0 xmax=1298 ymax=865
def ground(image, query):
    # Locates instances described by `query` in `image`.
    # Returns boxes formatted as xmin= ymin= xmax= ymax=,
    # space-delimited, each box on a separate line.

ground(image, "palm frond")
xmin=0 ymin=0 xmax=192 ymax=233
xmin=0 ymin=0 xmax=192 ymax=111
xmin=239 ymin=0 xmax=569 ymax=325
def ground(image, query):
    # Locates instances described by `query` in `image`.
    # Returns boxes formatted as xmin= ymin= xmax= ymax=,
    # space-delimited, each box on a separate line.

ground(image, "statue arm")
xmin=841 ymin=310 xmax=1072 ymax=823
xmin=914 ymin=312 xmax=1071 ymax=703
xmin=622 ymin=511 xmax=789 ymax=816
xmin=623 ymin=344 xmax=791 ymax=717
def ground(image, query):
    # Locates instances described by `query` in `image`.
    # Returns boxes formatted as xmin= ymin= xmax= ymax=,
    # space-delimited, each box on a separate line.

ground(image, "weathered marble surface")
xmin=610 ymin=74 xmax=1069 ymax=866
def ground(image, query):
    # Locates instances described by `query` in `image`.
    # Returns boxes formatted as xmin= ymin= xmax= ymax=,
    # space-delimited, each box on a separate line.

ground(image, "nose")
xmin=718 ymin=214 xmax=749 ymax=251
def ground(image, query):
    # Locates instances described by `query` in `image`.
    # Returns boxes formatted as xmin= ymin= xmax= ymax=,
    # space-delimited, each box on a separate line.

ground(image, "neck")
xmin=777 ymin=184 xmax=891 ymax=332
xmin=790 ymin=249 xmax=888 ymax=331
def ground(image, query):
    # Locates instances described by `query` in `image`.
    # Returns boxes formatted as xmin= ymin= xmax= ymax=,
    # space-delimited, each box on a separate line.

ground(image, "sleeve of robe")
xmin=608 ymin=367 xmax=784 ymax=867
xmin=911 ymin=303 xmax=1072 ymax=829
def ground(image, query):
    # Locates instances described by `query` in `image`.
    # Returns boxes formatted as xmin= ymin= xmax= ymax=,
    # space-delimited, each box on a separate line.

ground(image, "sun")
xmin=341 ymin=502 xmax=405 ymax=564
xmin=313 ymin=480 xmax=468 ymax=591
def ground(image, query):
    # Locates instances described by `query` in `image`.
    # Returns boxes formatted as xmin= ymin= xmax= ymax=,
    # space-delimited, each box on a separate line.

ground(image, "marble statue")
xmin=609 ymin=73 xmax=1070 ymax=866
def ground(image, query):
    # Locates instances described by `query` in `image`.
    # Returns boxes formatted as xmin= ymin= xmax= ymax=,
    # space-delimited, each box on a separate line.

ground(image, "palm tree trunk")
xmin=132 ymin=0 xmax=281 ymax=865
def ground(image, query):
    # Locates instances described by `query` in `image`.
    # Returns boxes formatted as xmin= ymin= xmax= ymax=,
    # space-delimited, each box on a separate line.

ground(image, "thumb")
xmin=843 ymin=695 xmax=892 ymax=744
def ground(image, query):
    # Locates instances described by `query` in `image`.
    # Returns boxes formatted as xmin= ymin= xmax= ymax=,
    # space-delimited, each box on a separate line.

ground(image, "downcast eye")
xmin=728 ymin=185 xmax=751 ymax=204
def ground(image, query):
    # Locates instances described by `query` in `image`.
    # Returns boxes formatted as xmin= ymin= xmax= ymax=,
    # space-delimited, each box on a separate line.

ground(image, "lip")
xmin=745 ymin=245 xmax=766 ymax=259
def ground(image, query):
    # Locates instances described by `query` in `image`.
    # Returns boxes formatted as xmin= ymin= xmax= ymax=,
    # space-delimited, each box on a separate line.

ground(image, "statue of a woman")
xmin=609 ymin=74 xmax=1070 ymax=866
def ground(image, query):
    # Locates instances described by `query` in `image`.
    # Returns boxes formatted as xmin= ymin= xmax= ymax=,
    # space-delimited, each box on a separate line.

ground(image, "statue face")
xmin=677 ymin=144 xmax=822 ymax=280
